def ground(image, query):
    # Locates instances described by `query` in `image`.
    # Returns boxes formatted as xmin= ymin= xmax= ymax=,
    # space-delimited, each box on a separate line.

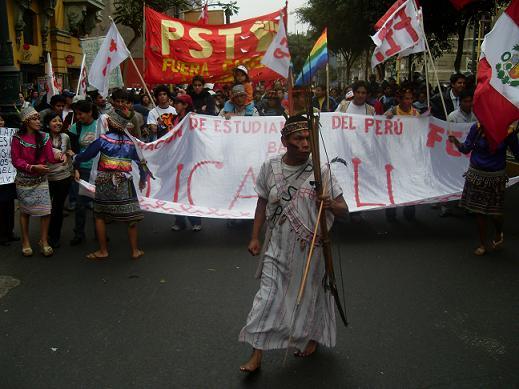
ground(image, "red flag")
xmin=198 ymin=2 xmax=208 ymax=24
xmin=375 ymin=0 xmax=407 ymax=30
xmin=449 ymin=0 xmax=478 ymax=10
xmin=473 ymin=0 xmax=519 ymax=149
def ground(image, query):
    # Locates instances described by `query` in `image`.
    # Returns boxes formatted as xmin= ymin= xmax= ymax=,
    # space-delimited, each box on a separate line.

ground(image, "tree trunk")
xmin=364 ymin=50 xmax=370 ymax=80
xmin=454 ymin=19 xmax=469 ymax=73
xmin=407 ymin=54 xmax=414 ymax=80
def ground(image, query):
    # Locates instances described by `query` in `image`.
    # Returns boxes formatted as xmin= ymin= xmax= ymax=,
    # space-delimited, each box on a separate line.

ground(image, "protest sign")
xmin=79 ymin=113 xmax=519 ymax=219
xmin=0 ymin=128 xmax=17 ymax=185
xmin=145 ymin=7 xmax=284 ymax=84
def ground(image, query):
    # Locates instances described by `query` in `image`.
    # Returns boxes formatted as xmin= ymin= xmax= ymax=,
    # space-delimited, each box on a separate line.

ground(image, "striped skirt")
xmin=15 ymin=173 xmax=51 ymax=216
xmin=94 ymin=171 xmax=143 ymax=224
xmin=459 ymin=167 xmax=508 ymax=216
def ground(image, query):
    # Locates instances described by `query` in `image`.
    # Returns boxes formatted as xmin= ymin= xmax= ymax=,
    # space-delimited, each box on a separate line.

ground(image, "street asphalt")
xmin=1 ymin=187 xmax=518 ymax=388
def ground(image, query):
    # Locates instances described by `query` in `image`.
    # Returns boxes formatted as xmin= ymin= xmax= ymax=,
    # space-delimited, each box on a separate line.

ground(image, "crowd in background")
xmin=1 ymin=63 xmax=518 ymax=258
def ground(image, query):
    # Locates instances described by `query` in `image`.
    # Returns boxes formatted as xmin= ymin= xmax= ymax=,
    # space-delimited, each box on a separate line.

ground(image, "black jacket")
xmin=430 ymin=88 xmax=456 ymax=120
xmin=190 ymin=90 xmax=216 ymax=115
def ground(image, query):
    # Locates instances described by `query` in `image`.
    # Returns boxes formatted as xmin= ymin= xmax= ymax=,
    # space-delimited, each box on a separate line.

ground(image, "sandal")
xmin=131 ymin=250 xmax=144 ymax=260
xmin=473 ymin=246 xmax=486 ymax=256
xmin=492 ymin=233 xmax=504 ymax=250
xmin=39 ymin=242 xmax=54 ymax=257
xmin=21 ymin=247 xmax=33 ymax=257
xmin=86 ymin=252 xmax=109 ymax=260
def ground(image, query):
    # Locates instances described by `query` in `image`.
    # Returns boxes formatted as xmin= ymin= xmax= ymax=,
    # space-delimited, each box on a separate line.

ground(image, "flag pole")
xmin=129 ymin=55 xmax=156 ymax=108
xmin=424 ymin=52 xmax=430 ymax=108
xmin=143 ymin=1 xmax=146 ymax=80
xmin=415 ymin=12 xmax=450 ymax=122
xmin=108 ymin=16 xmax=155 ymax=108
xmin=326 ymin=63 xmax=330 ymax=111
xmin=76 ymin=54 xmax=86 ymax=96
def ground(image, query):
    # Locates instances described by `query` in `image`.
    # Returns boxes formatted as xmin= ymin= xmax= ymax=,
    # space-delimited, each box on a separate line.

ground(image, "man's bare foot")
xmin=240 ymin=349 xmax=262 ymax=373
xmin=294 ymin=340 xmax=318 ymax=357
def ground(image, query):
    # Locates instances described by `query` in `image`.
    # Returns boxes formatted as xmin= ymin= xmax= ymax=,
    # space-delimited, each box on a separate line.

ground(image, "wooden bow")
xmin=297 ymin=91 xmax=349 ymax=328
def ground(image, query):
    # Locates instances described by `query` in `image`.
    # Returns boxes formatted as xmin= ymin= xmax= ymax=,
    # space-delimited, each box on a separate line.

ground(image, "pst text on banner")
xmin=145 ymin=7 xmax=284 ymax=84
xmin=0 ymin=128 xmax=17 ymax=186
xmin=94 ymin=113 xmax=517 ymax=219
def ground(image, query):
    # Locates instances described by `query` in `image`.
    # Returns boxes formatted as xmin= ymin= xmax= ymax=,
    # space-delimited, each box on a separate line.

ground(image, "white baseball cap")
xmin=234 ymin=65 xmax=248 ymax=75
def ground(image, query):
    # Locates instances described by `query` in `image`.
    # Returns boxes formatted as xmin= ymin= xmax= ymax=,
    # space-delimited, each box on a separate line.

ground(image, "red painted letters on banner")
xmin=144 ymin=7 xmax=283 ymax=84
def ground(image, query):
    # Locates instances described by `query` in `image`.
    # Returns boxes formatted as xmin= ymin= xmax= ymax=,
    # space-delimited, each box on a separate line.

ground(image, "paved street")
xmin=1 ymin=188 xmax=518 ymax=388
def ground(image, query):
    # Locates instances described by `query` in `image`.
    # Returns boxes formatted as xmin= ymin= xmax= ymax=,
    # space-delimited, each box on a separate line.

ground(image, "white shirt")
xmin=450 ymin=90 xmax=460 ymax=111
xmin=345 ymin=102 xmax=370 ymax=115
xmin=447 ymin=108 xmax=477 ymax=124
xmin=146 ymin=105 xmax=177 ymax=125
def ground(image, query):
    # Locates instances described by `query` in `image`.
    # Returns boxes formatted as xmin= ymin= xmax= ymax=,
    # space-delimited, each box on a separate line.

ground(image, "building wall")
xmin=4 ymin=0 xmax=104 ymax=96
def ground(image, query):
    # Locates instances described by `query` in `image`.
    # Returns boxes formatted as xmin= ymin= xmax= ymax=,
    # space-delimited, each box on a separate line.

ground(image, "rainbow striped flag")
xmin=295 ymin=29 xmax=328 ymax=86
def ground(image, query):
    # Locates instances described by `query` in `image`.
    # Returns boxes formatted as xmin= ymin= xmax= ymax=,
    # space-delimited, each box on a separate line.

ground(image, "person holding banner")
xmin=220 ymin=85 xmax=259 ymax=119
xmin=11 ymin=107 xmax=66 ymax=257
xmin=72 ymin=109 xmax=147 ymax=260
xmin=385 ymin=85 xmax=420 ymax=222
xmin=189 ymin=76 xmax=216 ymax=116
xmin=147 ymin=85 xmax=177 ymax=140
xmin=69 ymin=100 xmax=99 ymax=246
xmin=449 ymin=124 xmax=519 ymax=256
xmin=0 ymin=115 xmax=19 ymax=246
xmin=239 ymin=115 xmax=348 ymax=373
xmin=169 ymin=94 xmax=203 ymax=232
xmin=44 ymin=113 xmax=73 ymax=249
xmin=336 ymin=81 xmax=376 ymax=116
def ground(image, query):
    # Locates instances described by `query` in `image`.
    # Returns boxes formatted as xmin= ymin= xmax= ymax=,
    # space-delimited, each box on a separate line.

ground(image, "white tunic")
xmin=239 ymin=155 xmax=343 ymax=351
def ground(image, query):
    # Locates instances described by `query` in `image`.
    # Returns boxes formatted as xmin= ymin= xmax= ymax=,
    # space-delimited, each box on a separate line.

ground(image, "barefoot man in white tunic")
xmin=239 ymin=115 xmax=349 ymax=372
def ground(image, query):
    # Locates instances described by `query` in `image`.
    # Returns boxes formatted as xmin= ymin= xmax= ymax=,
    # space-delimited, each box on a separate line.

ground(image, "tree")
xmin=113 ymin=0 xmax=197 ymax=50
xmin=287 ymin=32 xmax=314 ymax=74
xmin=297 ymin=0 xmax=510 ymax=80
xmin=297 ymin=0 xmax=374 ymax=82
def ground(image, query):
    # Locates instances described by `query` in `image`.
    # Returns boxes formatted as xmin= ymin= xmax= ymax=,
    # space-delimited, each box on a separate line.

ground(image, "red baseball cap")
xmin=174 ymin=94 xmax=193 ymax=107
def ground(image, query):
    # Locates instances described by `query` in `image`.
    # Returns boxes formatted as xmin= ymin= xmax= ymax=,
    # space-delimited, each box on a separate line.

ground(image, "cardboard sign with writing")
xmin=0 ymin=128 xmax=17 ymax=185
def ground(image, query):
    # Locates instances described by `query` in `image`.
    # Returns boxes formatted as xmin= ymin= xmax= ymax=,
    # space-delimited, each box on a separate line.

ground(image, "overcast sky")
xmin=230 ymin=0 xmax=309 ymax=33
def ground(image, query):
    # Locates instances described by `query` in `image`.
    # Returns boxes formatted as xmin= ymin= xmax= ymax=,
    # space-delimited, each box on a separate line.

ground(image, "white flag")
xmin=88 ymin=21 xmax=130 ymax=97
xmin=261 ymin=15 xmax=291 ymax=78
xmin=76 ymin=54 xmax=88 ymax=98
xmin=45 ymin=52 xmax=59 ymax=103
xmin=371 ymin=0 xmax=425 ymax=68
xmin=398 ymin=8 xmax=426 ymax=58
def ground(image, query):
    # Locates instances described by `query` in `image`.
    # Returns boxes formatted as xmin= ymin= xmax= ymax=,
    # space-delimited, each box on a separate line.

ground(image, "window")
xmin=22 ymin=9 xmax=36 ymax=46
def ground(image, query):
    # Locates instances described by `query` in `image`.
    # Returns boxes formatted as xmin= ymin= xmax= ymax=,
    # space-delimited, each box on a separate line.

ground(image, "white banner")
xmin=0 ymin=128 xmax=17 ymax=185
xmin=84 ymin=112 xmax=513 ymax=219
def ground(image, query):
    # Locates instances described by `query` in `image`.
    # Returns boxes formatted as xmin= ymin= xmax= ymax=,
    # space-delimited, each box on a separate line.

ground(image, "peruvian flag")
xmin=88 ymin=21 xmax=130 ymax=97
xmin=473 ymin=0 xmax=519 ymax=149
xmin=198 ymin=1 xmax=209 ymax=24
xmin=449 ymin=0 xmax=478 ymax=10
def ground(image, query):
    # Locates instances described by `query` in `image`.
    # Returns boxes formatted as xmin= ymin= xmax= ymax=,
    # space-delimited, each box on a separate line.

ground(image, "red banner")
xmin=144 ymin=7 xmax=284 ymax=84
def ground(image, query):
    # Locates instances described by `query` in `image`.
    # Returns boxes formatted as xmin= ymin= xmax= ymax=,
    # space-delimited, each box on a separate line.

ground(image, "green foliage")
xmin=113 ymin=0 xmax=197 ymax=49
xmin=296 ymin=0 xmax=511 ymax=76
xmin=287 ymin=32 xmax=315 ymax=74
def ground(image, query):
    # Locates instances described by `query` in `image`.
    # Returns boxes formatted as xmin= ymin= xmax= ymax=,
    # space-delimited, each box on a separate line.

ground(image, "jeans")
xmin=385 ymin=205 xmax=416 ymax=220
xmin=49 ymin=177 xmax=71 ymax=244
xmin=74 ymin=168 xmax=93 ymax=239
xmin=0 ymin=200 xmax=15 ymax=241
xmin=175 ymin=216 xmax=202 ymax=228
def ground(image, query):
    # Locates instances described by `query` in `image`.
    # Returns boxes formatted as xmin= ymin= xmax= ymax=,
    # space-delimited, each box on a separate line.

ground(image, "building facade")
xmin=0 ymin=0 xmax=104 ymax=121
